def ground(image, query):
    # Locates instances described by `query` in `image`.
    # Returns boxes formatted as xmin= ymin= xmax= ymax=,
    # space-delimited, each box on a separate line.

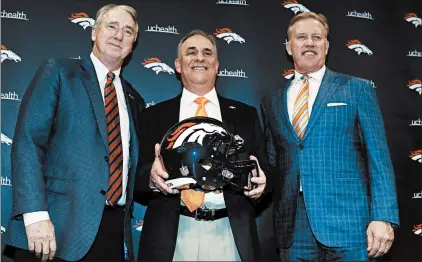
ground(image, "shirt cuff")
xmin=23 ymin=211 xmax=50 ymax=227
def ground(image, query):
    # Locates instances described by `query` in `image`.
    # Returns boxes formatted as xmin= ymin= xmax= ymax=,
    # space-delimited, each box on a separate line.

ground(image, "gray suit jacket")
xmin=4 ymin=57 xmax=144 ymax=261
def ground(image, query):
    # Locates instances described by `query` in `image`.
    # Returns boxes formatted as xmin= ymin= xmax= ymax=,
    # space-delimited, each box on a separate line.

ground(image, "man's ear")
xmin=91 ymin=27 xmax=97 ymax=42
xmin=286 ymin=41 xmax=292 ymax=56
xmin=175 ymin=58 xmax=181 ymax=73
xmin=326 ymin=40 xmax=330 ymax=55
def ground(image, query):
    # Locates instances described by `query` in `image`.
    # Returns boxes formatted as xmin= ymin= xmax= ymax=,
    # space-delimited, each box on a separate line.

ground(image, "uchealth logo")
xmin=68 ymin=12 xmax=95 ymax=30
xmin=218 ymin=68 xmax=248 ymax=78
xmin=1 ymin=133 xmax=13 ymax=146
xmin=214 ymin=28 xmax=245 ymax=44
xmin=133 ymin=220 xmax=144 ymax=232
xmin=145 ymin=24 xmax=179 ymax=35
xmin=1 ymin=176 xmax=12 ymax=187
xmin=405 ymin=13 xmax=421 ymax=28
xmin=1 ymin=10 xmax=28 ymax=21
xmin=216 ymin=0 xmax=249 ymax=6
xmin=282 ymin=69 xmax=295 ymax=79
xmin=410 ymin=118 xmax=422 ymax=127
xmin=407 ymin=49 xmax=422 ymax=58
xmin=1 ymin=45 xmax=21 ymax=63
xmin=1 ymin=91 xmax=20 ymax=101
xmin=142 ymin=58 xmax=175 ymax=75
xmin=281 ymin=0 xmax=310 ymax=14
xmin=346 ymin=40 xmax=373 ymax=55
xmin=407 ymin=80 xmax=422 ymax=95
xmin=413 ymin=191 xmax=422 ymax=199
xmin=410 ymin=150 xmax=422 ymax=163
xmin=413 ymin=224 xmax=422 ymax=236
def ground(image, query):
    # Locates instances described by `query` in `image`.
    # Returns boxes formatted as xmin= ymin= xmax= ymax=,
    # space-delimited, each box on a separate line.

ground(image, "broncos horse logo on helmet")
xmin=160 ymin=117 xmax=256 ymax=191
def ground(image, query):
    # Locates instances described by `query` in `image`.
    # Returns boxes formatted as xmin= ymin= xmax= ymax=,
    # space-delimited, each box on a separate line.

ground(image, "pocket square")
xmin=327 ymin=102 xmax=347 ymax=107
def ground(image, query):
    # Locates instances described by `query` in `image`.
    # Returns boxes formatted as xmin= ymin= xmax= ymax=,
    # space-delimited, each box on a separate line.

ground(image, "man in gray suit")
xmin=3 ymin=4 xmax=144 ymax=261
xmin=261 ymin=12 xmax=399 ymax=261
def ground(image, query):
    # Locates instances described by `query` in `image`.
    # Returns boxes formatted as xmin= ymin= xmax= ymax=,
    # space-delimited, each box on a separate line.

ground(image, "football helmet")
xmin=159 ymin=117 xmax=257 ymax=191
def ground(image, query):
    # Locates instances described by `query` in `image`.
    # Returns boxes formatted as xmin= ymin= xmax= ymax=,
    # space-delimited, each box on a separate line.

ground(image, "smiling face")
xmin=175 ymin=34 xmax=219 ymax=96
xmin=91 ymin=7 xmax=136 ymax=71
xmin=286 ymin=18 xmax=329 ymax=74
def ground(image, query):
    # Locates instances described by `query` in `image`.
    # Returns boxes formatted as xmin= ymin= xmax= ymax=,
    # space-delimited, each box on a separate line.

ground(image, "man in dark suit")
xmin=261 ymin=12 xmax=399 ymax=261
xmin=3 ymin=4 xmax=144 ymax=261
xmin=135 ymin=30 xmax=269 ymax=261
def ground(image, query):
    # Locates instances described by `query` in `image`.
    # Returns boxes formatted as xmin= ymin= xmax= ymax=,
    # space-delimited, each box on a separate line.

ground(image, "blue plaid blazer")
xmin=261 ymin=68 xmax=399 ymax=248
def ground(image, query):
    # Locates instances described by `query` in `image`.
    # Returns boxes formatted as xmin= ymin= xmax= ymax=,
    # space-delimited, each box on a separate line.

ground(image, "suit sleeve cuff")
xmin=23 ymin=211 xmax=50 ymax=227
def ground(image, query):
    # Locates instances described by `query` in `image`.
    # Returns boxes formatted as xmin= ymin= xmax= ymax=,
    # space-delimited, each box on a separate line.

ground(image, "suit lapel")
xmin=280 ymin=79 xmax=299 ymax=140
xmin=218 ymin=95 xmax=236 ymax=132
xmin=302 ymin=68 xmax=339 ymax=140
xmin=81 ymin=58 xmax=109 ymax=152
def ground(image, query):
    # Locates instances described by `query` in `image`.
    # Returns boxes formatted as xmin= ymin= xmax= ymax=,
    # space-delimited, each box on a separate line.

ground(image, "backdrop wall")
xmin=1 ymin=0 xmax=421 ymax=261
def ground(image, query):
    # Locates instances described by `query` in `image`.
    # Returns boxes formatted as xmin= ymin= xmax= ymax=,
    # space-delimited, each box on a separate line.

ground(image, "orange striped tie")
xmin=180 ymin=97 xmax=208 ymax=212
xmin=292 ymin=76 xmax=309 ymax=140
xmin=104 ymin=72 xmax=123 ymax=206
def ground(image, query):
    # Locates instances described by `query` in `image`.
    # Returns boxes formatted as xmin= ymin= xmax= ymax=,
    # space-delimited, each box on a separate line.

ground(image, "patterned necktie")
xmin=180 ymin=97 xmax=208 ymax=212
xmin=104 ymin=72 xmax=123 ymax=206
xmin=194 ymin=97 xmax=209 ymax=117
xmin=292 ymin=75 xmax=310 ymax=140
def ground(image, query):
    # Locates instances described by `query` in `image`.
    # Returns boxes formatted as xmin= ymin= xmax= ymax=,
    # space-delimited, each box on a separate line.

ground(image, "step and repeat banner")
xmin=1 ymin=0 xmax=421 ymax=261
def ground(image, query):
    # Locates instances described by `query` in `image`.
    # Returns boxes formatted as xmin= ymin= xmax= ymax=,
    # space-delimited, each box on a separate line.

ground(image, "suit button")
xmin=299 ymin=144 xmax=304 ymax=149
xmin=104 ymin=155 xmax=109 ymax=162
xmin=100 ymin=189 xmax=106 ymax=195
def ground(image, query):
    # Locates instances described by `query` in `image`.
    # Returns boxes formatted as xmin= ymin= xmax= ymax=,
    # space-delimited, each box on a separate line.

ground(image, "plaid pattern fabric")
xmin=261 ymin=69 xmax=399 ymax=248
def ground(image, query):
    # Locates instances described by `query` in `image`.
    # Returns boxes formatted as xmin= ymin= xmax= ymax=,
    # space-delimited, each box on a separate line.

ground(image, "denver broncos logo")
xmin=133 ymin=220 xmax=144 ymax=232
xmin=281 ymin=0 xmax=310 ymax=14
xmin=68 ymin=12 xmax=95 ymax=30
xmin=412 ymin=224 xmax=422 ymax=236
xmin=1 ymin=226 xmax=5 ymax=234
xmin=1 ymin=133 xmax=12 ymax=146
xmin=405 ymin=13 xmax=422 ymax=28
xmin=166 ymin=122 xmax=228 ymax=150
xmin=410 ymin=150 xmax=422 ymax=163
xmin=346 ymin=40 xmax=373 ymax=55
xmin=214 ymin=28 xmax=245 ymax=44
xmin=407 ymin=80 xmax=422 ymax=95
xmin=282 ymin=69 xmax=295 ymax=79
xmin=1 ymin=45 xmax=21 ymax=63
xmin=142 ymin=58 xmax=175 ymax=75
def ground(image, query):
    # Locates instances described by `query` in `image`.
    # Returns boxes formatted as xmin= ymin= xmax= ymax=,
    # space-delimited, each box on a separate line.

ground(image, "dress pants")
xmin=172 ymin=215 xmax=241 ymax=261
xmin=13 ymin=206 xmax=125 ymax=262
xmin=279 ymin=194 xmax=371 ymax=262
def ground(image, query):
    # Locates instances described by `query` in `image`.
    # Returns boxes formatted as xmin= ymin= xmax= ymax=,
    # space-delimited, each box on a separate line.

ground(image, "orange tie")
xmin=194 ymin=97 xmax=209 ymax=117
xmin=180 ymin=97 xmax=208 ymax=212
xmin=292 ymin=76 xmax=309 ymax=140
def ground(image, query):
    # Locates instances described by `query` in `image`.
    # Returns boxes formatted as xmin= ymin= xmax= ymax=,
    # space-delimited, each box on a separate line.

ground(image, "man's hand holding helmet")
xmin=150 ymin=143 xmax=179 ymax=195
xmin=244 ymin=155 xmax=266 ymax=199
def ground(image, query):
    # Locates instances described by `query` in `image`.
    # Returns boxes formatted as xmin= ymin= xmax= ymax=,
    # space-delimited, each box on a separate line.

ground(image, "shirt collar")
xmin=294 ymin=65 xmax=326 ymax=82
xmin=181 ymin=87 xmax=219 ymax=107
xmin=90 ymin=53 xmax=121 ymax=84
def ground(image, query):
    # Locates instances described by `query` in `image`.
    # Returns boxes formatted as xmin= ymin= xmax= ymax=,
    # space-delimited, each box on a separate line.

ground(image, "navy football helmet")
xmin=159 ymin=117 xmax=256 ymax=191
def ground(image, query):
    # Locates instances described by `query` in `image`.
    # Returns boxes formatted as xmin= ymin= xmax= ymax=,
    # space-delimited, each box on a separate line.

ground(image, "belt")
xmin=179 ymin=205 xmax=228 ymax=221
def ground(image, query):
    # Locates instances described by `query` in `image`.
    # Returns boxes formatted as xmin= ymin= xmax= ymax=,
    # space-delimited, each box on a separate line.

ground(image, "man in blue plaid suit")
xmin=261 ymin=12 xmax=399 ymax=261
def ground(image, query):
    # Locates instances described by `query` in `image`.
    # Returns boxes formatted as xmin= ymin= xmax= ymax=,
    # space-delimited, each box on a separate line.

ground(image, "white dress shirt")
xmin=287 ymin=65 xmax=326 ymax=122
xmin=179 ymin=88 xmax=226 ymax=209
xmin=173 ymin=88 xmax=240 ymax=261
xmin=23 ymin=53 xmax=130 ymax=227
xmin=287 ymin=65 xmax=326 ymax=192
